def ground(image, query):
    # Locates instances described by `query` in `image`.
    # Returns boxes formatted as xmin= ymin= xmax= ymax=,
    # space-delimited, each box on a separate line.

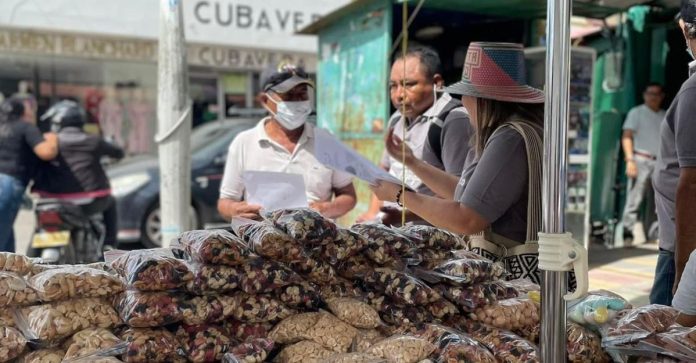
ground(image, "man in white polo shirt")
xmin=217 ymin=64 xmax=357 ymax=220
xmin=621 ymin=82 xmax=665 ymax=239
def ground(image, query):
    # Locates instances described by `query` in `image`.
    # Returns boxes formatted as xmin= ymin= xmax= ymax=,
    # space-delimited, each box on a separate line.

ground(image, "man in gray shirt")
xmin=650 ymin=0 xmax=696 ymax=306
xmin=621 ymin=83 xmax=665 ymax=239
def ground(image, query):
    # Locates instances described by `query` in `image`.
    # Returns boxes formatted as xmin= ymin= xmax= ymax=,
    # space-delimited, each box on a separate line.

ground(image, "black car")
xmin=107 ymin=119 xmax=257 ymax=247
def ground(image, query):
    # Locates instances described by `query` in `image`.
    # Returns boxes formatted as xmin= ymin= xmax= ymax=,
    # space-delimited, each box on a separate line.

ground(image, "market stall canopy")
xmin=299 ymin=0 xmax=680 ymax=34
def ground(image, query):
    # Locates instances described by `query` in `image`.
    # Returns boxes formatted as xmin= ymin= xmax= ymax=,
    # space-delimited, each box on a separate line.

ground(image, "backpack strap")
xmin=425 ymin=94 xmax=465 ymax=165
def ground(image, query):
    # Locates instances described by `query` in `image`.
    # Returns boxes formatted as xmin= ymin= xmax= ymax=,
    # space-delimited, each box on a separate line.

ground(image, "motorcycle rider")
xmin=32 ymin=100 xmax=124 ymax=250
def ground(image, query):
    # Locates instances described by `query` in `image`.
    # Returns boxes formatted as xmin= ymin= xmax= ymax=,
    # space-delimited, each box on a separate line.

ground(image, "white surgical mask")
xmin=266 ymin=94 xmax=312 ymax=130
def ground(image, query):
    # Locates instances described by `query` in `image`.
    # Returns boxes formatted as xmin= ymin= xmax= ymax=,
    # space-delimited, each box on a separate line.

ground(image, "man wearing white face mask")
xmin=217 ymin=63 xmax=357 ymax=221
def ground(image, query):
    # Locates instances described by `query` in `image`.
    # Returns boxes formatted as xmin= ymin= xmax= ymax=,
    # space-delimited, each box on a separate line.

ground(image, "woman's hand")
xmin=385 ymin=128 xmax=416 ymax=166
xmin=369 ymin=180 xmax=402 ymax=202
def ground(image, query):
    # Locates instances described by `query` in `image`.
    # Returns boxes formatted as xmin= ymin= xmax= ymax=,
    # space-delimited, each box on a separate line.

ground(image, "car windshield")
xmin=191 ymin=120 xmax=256 ymax=161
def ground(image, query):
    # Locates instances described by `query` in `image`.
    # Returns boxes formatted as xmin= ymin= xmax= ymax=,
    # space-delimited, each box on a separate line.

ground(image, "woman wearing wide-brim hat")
xmin=371 ymin=42 xmax=548 ymax=283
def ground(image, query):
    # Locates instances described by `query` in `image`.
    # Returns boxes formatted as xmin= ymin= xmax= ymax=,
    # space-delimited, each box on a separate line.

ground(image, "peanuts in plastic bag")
xmin=63 ymin=328 xmax=123 ymax=361
xmin=427 ymin=299 xmax=459 ymax=320
xmin=234 ymin=220 xmax=308 ymax=264
xmin=336 ymin=255 xmax=374 ymax=280
xmin=354 ymin=329 xmax=386 ymax=353
xmin=303 ymin=312 xmax=359 ymax=353
xmin=436 ymin=283 xmax=500 ymax=313
xmin=319 ymin=352 xmax=386 ymax=363
xmin=0 ymin=253 xmax=32 ymax=276
xmin=186 ymin=264 xmax=240 ymax=295
xmin=107 ymin=249 xmax=192 ymax=292
xmin=365 ymin=268 xmax=441 ymax=306
xmin=277 ymin=340 xmax=334 ymax=363
xmin=0 ymin=309 xmax=14 ymax=327
xmin=415 ymin=324 xmax=496 ymax=363
xmin=567 ymin=322 xmax=610 ymax=363
xmin=237 ymin=257 xmax=303 ymax=295
xmin=180 ymin=295 xmax=238 ymax=325
xmin=223 ymin=320 xmax=273 ymax=343
xmin=318 ymin=228 xmax=368 ymax=264
xmin=0 ymin=326 xmax=27 ymax=362
xmin=0 ymin=272 xmax=38 ymax=306
xmin=176 ymin=229 xmax=252 ymax=266
xmin=269 ymin=312 xmax=322 ymax=344
xmin=431 ymin=258 xmax=506 ymax=284
xmin=176 ymin=324 xmax=233 ymax=363
xmin=351 ymin=224 xmax=422 ymax=266
xmin=292 ymin=258 xmax=338 ymax=285
xmin=264 ymin=208 xmax=338 ymax=245
xmin=318 ymin=278 xmax=364 ymax=301
xmin=366 ymin=335 xmax=435 ymax=363
xmin=119 ymin=328 xmax=186 ymax=363
xmin=274 ymin=281 xmax=322 ymax=310
xmin=460 ymin=321 xmax=540 ymax=363
xmin=399 ymin=225 xmax=467 ymax=251
xmin=470 ymin=297 xmax=540 ymax=336
xmin=327 ymin=298 xmax=382 ymax=329
xmin=17 ymin=298 xmax=121 ymax=342
xmin=230 ymin=292 xmax=294 ymax=323
xmin=114 ymin=291 xmax=183 ymax=328
xmin=603 ymin=304 xmax=678 ymax=346
xmin=18 ymin=348 xmax=65 ymax=363
xmin=29 ymin=267 xmax=124 ymax=302
xmin=222 ymin=338 xmax=274 ymax=363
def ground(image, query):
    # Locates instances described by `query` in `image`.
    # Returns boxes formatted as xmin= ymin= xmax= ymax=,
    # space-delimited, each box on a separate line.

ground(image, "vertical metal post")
xmin=157 ymin=0 xmax=192 ymax=247
xmin=541 ymin=0 xmax=571 ymax=361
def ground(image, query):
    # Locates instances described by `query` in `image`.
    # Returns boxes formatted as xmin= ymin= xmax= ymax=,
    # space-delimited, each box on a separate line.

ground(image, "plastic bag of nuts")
xmin=29 ymin=267 xmax=124 ymax=302
xmin=336 ymin=255 xmax=374 ymax=280
xmin=186 ymin=264 xmax=240 ymax=295
xmin=222 ymin=338 xmax=274 ymax=363
xmin=18 ymin=348 xmax=65 ymax=363
xmin=366 ymin=335 xmax=435 ymax=363
xmin=233 ymin=219 xmax=308 ymax=264
xmin=461 ymin=321 xmax=540 ymax=363
xmin=302 ymin=312 xmax=359 ymax=353
xmin=176 ymin=229 xmax=251 ymax=266
xmin=415 ymin=324 xmax=495 ymax=362
xmin=470 ymin=297 xmax=540 ymax=335
xmin=269 ymin=312 xmax=322 ymax=344
xmin=237 ymin=257 xmax=303 ymax=295
xmin=365 ymin=268 xmax=441 ymax=306
xmin=327 ymin=298 xmax=382 ymax=329
xmin=430 ymin=258 xmax=506 ymax=285
xmin=107 ymin=249 xmax=193 ymax=292
xmin=0 ymin=309 xmax=14 ymax=327
xmin=379 ymin=305 xmax=433 ymax=327
xmin=318 ymin=228 xmax=368 ymax=264
xmin=0 ymin=326 xmax=27 ymax=362
xmin=114 ymin=291 xmax=184 ymax=328
xmin=567 ymin=322 xmax=610 ymax=363
xmin=63 ymin=328 xmax=123 ymax=361
xmin=264 ymin=208 xmax=338 ymax=245
xmin=231 ymin=293 xmax=294 ymax=323
xmin=223 ymin=320 xmax=273 ymax=343
xmin=319 ymin=352 xmax=386 ymax=363
xmin=351 ymin=224 xmax=422 ymax=266
xmin=318 ymin=278 xmax=364 ymax=301
xmin=602 ymin=304 xmax=678 ymax=346
xmin=180 ymin=295 xmax=234 ymax=325
xmin=292 ymin=258 xmax=338 ymax=285
xmin=399 ymin=225 xmax=467 ymax=251
xmin=275 ymin=281 xmax=323 ymax=310
xmin=427 ymin=299 xmax=459 ymax=320
xmin=17 ymin=298 xmax=121 ymax=342
xmin=0 ymin=272 xmax=39 ymax=306
xmin=277 ymin=340 xmax=334 ymax=363
xmin=119 ymin=328 xmax=186 ymax=363
xmin=176 ymin=324 xmax=233 ymax=363
xmin=0 ymin=253 xmax=32 ymax=276
xmin=354 ymin=329 xmax=385 ymax=353
xmin=436 ymin=283 xmax=500 ymax=313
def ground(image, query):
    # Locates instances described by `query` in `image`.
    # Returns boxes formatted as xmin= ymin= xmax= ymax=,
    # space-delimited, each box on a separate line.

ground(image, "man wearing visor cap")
xmin=217 ymin=63 xmax=357 ymax=220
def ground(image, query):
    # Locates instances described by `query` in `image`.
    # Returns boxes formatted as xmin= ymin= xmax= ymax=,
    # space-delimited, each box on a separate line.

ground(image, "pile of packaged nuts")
xmin=0 ymin=208 xmax=643 ymax=363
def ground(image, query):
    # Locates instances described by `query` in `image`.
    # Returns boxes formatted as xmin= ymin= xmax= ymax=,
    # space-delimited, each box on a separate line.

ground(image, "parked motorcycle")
xmin=27 ymin=198 xmax=105 ymax=264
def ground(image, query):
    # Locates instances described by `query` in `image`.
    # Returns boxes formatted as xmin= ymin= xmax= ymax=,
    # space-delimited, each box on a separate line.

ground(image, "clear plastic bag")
xmin=300 ymin=312 xmax=359 ymax=353
xmin=431 ymin=258 xmax=506 ymax=285
xmin=62 ymin=328 xmax=124 ymax=362
xmin=318 ymin=228 xmax=368 ymax=264
xmin=222 ymin=338 xmax=274 ymax=363
xmin=427 ymin=299 xmax=459 ymax=320
xmin=366 ymin=335 xmax=435 ymax=363
xmin=18 ymin=348 xmax=65 ymax=363
xmin=176 ymin=229 xmax=252 ymax=266
xmin=237 ymin=257 xmax=303 ymax=295
xmin=29 ymin=266 xmax=124 ymax=302
xmin=114 ymin=291 xmax=184 ymax=328
xmin=319 ymin=352 xmax=386 ymax=363
xmin=365 ymin=268 xmax=441 ymax=306
xmin=186 ymin=264 xmax=240 ymax=295
xmin=107 ymin=249 xmax=193 ymax=292
xmin=0 ymin=253 xmax=33 ymax=276
xmin=351 ymin=224 xmax=423 ymax=266
xmin=470 ymin=297 xmax=540 ymax=337
xmin=0 ymin=272 xmax=39 ymax=306
xmin=176 ymin=324 xmax=233 ymax=363
xmin=419 ymin=249 xmax=450 ymax=270
xmin=463 ymin=322 xmax=540 ymax=363
xmin=602 ymin=304 xmax=678 ymax=346
xmin=436 ymin=283 xmax=501 ymax=313
xmin=180 ymin=295 xmax=238 ymax=325
xmin=291 ymin=258 xmax=337 ymax=285
xmin=318 ymin=278 xmax=364 ymax=301
xmin=502 ymin=278 xmax=540 ymax=295
xmin=119 ymin=328 xmax=186 ymax=363
xmin=223 ymin=320 xmax=273 ymax=343
xmin=399 ymin=225 xmax=467 ymax=251
xmin=264 ymin=208 xmax=338 ymax=245
xmin=326 ymin=297 xmax=382 ymax=329
xmin=230 ymin=293 xmax=294 ymax=323
xmin=336 ymin=255 xmax=374 ymax=280
xmin=275 ymin=281 xmax=323 ymax=310
xmin=0 ymin=326 xmax=27 ymax=362
xmin=269 ymin=312 xmax=322 ymax=344
xmin=277 ymin=340 xmax=334 ymax=363
xmin=233 ymin=219 xmax=312 ymax=270
xmin=16 ymin=298 xmax=121 ymax=342
xmin=415 ymin=324 xmax=496 ymax=363
xmin=376 ymin=302 xmax=433 ymax=327
xmin=654 ymin=326 xmax=696 ymax=361
xmin=566 ymin=322 xmax=610 ymax=363
xmin=567 ymin=290 xmax=631 ymax=328
xmin=353 ymin=329 xmax=385 ymax=353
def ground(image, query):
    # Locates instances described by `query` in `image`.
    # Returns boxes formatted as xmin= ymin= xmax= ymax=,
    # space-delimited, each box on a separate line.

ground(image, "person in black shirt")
xmin=0 ymin=96 xmax=58 ymax=252
xmin=33 ymin=100 xmax=124 ymax=247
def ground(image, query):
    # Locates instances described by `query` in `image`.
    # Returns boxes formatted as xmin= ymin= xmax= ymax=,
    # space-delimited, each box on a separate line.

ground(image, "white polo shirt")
xmin=219 ymin=118 xmax=353 ymax=203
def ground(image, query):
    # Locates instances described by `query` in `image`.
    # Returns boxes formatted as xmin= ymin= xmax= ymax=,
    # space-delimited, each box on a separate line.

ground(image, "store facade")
xmin=0 ymin=0 xmax=348 ymax=155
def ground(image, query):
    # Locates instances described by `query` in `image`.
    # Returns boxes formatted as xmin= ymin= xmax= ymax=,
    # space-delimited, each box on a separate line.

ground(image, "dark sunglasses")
xmin=264 ymin=65 xmax=309 ymax=91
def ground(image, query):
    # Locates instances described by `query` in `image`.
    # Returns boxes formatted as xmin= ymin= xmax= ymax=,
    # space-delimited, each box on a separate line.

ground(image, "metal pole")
xmin=157 ymin=0 xmax=192 ymax=247
xmin=541 ymin=0 xmax=571 ymax=361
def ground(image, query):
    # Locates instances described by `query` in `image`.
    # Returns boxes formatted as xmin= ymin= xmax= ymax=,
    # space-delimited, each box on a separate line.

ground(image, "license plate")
xmin=32 ymin=231 xmax=70 ymax=248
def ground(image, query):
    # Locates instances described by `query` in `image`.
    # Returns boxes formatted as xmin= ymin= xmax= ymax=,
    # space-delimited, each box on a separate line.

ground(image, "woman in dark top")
xmin=371 ymin=42 xmax=545 ymax=282
xmin=0 ymin=96 xmax=58 ymax=252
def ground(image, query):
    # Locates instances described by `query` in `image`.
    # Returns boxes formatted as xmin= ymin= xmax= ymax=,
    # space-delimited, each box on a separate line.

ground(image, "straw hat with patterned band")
xmin=443 ymin=42 xmax=545 ymax=104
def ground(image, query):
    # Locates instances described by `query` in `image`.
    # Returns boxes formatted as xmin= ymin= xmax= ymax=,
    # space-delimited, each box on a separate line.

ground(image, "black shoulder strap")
xmin=427 ymin=96 xmax=464 ymax=165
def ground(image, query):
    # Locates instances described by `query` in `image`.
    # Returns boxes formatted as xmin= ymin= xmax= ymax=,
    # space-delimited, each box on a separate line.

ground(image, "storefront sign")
xmin=188 ymin=44 xmax=316 ymax=71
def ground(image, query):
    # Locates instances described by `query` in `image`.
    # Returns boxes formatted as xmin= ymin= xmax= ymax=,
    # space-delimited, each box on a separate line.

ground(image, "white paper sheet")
xmin=242 ymin=171 xmax=308 ymax=211
xmin=313 ymin=128 xmax=402 ymax=185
